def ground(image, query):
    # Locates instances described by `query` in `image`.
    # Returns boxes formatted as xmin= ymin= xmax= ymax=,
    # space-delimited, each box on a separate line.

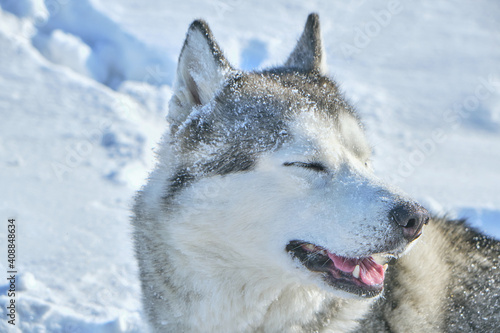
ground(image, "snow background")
xmin=0 ymin=0 xmax=499 ymax=331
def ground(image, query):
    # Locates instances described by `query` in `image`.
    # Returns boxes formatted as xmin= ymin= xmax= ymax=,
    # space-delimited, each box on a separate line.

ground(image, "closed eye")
xmin=283 ymin=161 xmax=327 ymax=173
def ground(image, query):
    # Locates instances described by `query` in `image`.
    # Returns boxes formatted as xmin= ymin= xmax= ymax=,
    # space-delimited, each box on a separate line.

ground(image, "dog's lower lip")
xmin=286 ymin=241 xmax=388 ymax=297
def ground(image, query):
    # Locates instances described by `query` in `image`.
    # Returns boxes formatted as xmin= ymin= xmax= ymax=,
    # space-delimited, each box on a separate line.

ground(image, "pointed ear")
xmin=168 ymin=20 xmax=233 ymax=133
xmin=285 ymin=13 xmax=327 ymax=74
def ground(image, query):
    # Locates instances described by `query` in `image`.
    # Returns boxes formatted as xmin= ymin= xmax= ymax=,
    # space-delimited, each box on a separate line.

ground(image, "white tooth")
xmin=320 ymin=250 xmax=327 ymax=256
xmin=353 ymin=265 xmax=360 ymax=279
xmin=383 ymin=264 xmax=389 ymax=272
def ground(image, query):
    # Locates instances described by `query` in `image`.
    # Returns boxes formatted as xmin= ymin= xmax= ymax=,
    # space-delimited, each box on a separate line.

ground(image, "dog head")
xmin=162 ymin=14 xmax=429 ymax=299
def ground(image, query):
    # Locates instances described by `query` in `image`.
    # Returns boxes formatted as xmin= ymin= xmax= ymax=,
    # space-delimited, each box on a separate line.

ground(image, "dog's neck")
xmin=158 ymin=271 xmax=373 ymax=332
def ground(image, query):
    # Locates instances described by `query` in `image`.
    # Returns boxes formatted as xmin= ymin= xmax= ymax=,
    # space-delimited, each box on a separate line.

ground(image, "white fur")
xmin=386 ymin=222 xmax=451 ymax=332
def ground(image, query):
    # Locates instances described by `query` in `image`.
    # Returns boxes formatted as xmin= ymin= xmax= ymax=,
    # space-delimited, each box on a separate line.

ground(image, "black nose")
xmin=389 ymin=202 xmax=430 ymax=242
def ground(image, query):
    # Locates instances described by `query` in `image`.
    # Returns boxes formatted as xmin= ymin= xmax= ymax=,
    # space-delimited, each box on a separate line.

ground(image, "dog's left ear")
xmin=169 ymin=20 xmax=234 ymax=134
xmin=285 ymin=13 xmax=327 ymax=74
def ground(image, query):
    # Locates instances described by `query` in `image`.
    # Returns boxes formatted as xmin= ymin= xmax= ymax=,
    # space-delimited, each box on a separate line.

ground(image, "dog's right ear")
xmin=285 ymin=13 xmax=327 ymax=74
xmin=168 ymin=20 xmax=233 ymax=134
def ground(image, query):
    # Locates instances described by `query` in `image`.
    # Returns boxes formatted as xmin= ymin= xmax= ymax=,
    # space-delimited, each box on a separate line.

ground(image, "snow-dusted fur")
xmin=133 ymin=14 xmax=500 ymax=332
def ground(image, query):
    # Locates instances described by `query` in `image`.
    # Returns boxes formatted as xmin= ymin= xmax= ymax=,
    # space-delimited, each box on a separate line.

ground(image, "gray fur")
xmin=358 ymin=218 xmax=500 ymax=332
xmin=133 ymin=13 xmax=500 ymax=332
xmin=167 ymin=19 xmax=234 ymax=134
xmin=285 ymin=13 xmax=327 ymax=73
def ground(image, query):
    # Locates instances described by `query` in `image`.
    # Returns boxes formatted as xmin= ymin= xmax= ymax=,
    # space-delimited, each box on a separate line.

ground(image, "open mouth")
xmin=286 ymin=240 xmax=389 ymax=298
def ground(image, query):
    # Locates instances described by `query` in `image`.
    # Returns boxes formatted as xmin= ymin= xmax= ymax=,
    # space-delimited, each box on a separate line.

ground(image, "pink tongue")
xmin=359 ymin=258 xmax=385 ymax=286
xmin=328 ymin=254 xmax=357 ymax=273
xmin=328 ymin=253 xmax=385 ymax=286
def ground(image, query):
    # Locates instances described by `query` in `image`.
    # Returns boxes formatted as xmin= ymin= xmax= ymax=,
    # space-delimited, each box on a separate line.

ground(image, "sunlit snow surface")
xmin=0 ymin=0 xmax=499 ymax=331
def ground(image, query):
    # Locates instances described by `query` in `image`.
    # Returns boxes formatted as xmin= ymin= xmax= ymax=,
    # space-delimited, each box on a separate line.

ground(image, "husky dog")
xmin=133 ymin=14 xmax=500 ymax=332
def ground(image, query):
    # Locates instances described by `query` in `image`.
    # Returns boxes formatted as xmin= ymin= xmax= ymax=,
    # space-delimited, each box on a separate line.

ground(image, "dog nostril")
xmin=406 ymin=218 xmax=416 ymax=229
xmin=389 ymin=202 xmax=430 ymax=242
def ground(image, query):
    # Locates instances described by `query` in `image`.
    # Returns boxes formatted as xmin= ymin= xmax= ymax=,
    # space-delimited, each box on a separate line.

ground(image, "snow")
xmin=0 ymin=0 xmax=499 ymax=331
